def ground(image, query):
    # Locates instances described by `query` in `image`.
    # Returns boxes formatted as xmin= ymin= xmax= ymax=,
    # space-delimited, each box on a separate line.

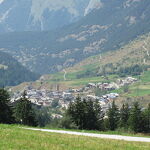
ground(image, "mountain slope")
xmin=12 ymin=33 xmax=150 ymax=90
xmin=0 ymin=0 xmax=95 ymax=32
xmin=10 ymin=33 xmax=150 ymax=108
xmin=0 ymin=51 xmax=39 ymax=87
xmin=0 ymin=0 xmax=150 ymax=74
xmin=41 ymin=33 xmax=150 ymax=86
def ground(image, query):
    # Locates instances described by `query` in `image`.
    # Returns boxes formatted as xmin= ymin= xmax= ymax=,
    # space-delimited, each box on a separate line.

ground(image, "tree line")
xmin=76 ymin=64 xmax=150 ymax=79
xmin=62 ymin=97 xmax=150 ymax=133
xmin=0 ymin=88 xmax=150 ymax=133
xmin=0 ymin=88 xmax=51 ymax=127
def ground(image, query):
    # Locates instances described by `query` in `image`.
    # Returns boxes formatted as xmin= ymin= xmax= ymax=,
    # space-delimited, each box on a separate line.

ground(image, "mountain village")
xmin=11 ymin=76 xmax=137 ymax=115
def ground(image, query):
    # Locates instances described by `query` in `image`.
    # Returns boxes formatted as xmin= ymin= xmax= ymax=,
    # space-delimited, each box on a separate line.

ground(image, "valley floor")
xmin=0 ymin=124 xmax=150 ymax=150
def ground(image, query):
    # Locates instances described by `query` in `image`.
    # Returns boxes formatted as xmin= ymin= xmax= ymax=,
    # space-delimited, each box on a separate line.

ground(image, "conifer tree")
xmin=142 ymin=104 xmax=150 ymax=132
xmin=128 ymin=102 xmax=142 ymax=133
xmin=107 ymin=100 xmax=119 ymax=130
xmin=13 ymin=91 xmax=37 ymax=126
xmin=0 ymin=88 xmax=13 ymax=124
xmin=67 ymin=96 xmax=84 ymax=129
xmin=119 ymin=103 xmax=130 ymax=128
xmin=85 ymin=99 xmax=103 ymax=130
xmin=67 ymin=97 xmax=104 ymax=130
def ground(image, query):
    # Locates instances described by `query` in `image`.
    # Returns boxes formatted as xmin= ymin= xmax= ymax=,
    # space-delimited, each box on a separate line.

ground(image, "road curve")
xmin=23 ymin=128 xmax=150 ymax=143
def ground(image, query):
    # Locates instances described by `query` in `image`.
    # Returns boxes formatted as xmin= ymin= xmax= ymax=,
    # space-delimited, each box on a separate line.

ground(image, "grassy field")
xmin=0 ymin=124 xmax=150 ymax=150
xmin=124 ymin=71 xmax=150 ymax=97
xmin=141 ymin=71 xmax=150 ymax=83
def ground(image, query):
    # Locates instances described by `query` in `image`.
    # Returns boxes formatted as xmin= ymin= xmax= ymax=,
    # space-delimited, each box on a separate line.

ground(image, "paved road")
xmin=24 ymin=128 xmax=150 ymax=143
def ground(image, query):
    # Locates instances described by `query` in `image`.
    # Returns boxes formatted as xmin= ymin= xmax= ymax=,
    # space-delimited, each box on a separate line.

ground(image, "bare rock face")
xmin=0 ymin=0 xmax=91 ymax=32
xmin=84 ymin=0 xmax=103 ymax=16
xmin=0 ymin=0 xmax=144 ymax=33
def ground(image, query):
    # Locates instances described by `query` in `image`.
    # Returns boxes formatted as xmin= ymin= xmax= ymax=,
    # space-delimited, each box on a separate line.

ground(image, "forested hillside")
xmin=0 ymin=0 xmax=150 ymax=74
xmin=0 ymin=51 xmax=39 ymax=87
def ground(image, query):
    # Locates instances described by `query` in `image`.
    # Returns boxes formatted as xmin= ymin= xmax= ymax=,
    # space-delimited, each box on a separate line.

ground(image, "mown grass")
xmin=141 ymin=71 xmax=150 ymax=83
xmin=125 ymin=73 xmax=150 ymax=97
xmin=47 ymin=74 xmax=118 ymax=88
xmin=0 ymin=124 xmax=150 ymax=150
xmin=112 ymin=71 xmax=150 ymax=97
xmin=127 ymin=89 xmax=150 ymax=97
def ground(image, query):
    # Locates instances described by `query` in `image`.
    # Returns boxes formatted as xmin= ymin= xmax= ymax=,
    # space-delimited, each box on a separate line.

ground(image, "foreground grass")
xmin=0 ymin=124 xmax=150 ymax=150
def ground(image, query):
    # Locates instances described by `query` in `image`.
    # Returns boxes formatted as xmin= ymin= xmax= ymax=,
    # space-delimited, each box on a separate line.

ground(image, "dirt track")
xmin=24 ymin=128 xmax=150 ymax=142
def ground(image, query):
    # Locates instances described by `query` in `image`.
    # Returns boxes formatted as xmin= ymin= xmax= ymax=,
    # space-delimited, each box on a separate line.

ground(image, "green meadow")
xmin=0 ymin=124 xmax=150 ymax=150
